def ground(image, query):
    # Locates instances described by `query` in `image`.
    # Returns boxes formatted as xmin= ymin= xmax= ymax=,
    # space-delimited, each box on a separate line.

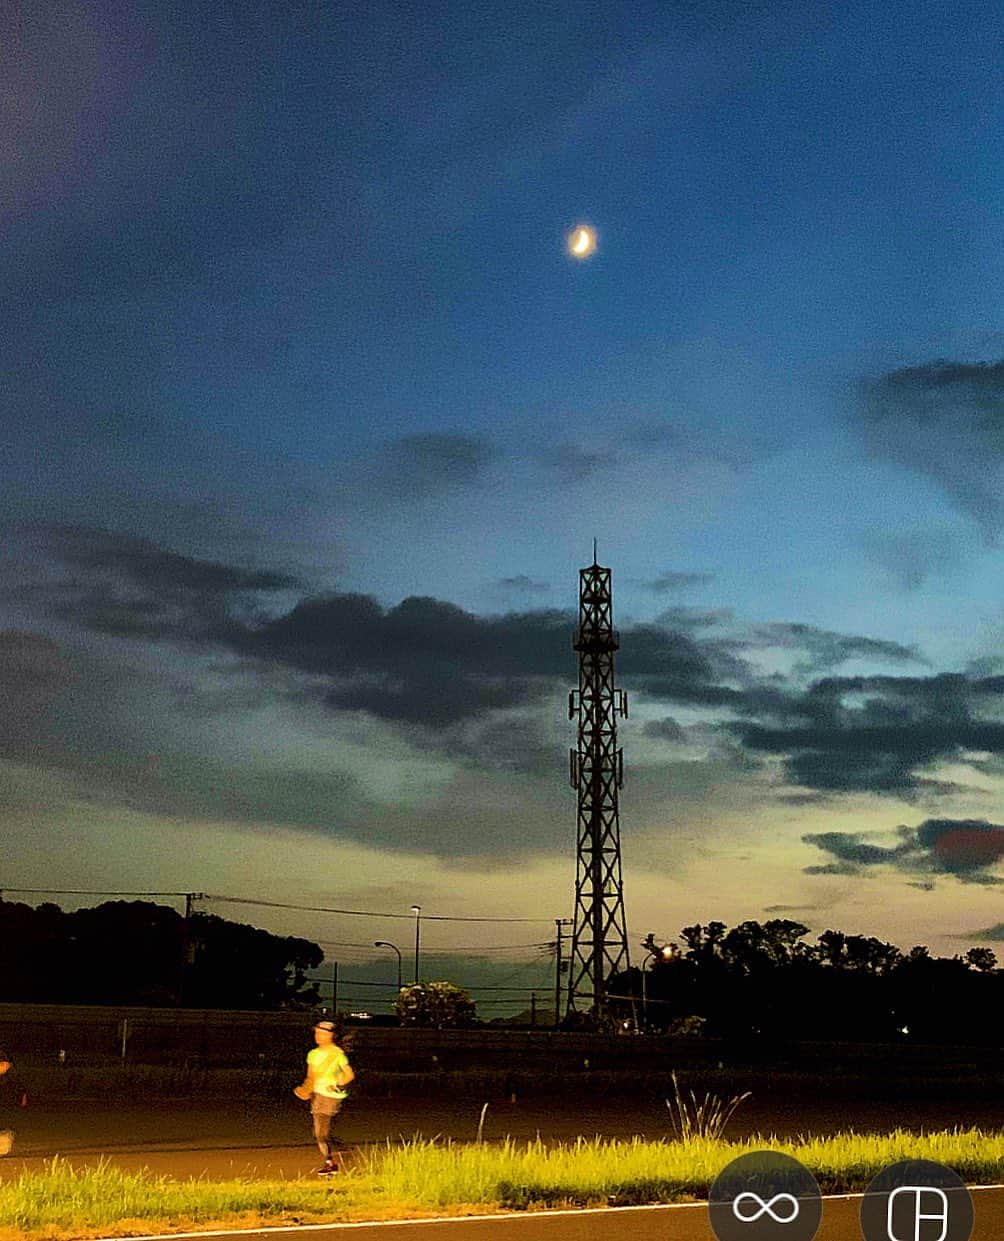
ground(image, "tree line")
xmin=0 ymin=899 xmax=323 ymax=1008
xmin=610 ymin=918 xmax=1001 ymax=1044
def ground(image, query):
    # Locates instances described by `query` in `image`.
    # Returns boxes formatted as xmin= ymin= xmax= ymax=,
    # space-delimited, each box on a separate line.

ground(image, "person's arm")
xmin=293 ymin=1058 xmax=314 ymax=1100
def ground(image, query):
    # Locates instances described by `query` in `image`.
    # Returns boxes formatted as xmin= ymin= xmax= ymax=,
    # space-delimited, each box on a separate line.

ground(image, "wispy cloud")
xmin=540 ymin=444 xmax=618 ymax=483
xmin=381 ymin=434 xmax=496 ymax=496
xmin=856 ymin=358 xmax=1004 ymax=537
xmin=641 ymin=570 xmax=715 ymax=593
xmin=495 ymin=575 xmax=549 ymax=594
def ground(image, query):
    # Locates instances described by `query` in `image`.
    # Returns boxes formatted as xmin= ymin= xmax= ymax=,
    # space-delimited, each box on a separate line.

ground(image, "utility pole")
xmin=553 ymin=917 xmax=572 ymax=1026
xmin=178 ymin=891 xmax=204 ymax=1006
xmin=567 ymin=548 xmax=630 ymax=1020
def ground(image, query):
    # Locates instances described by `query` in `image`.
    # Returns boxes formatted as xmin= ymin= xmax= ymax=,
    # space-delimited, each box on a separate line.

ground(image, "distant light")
xmin=567 ymin=225 xmax=596 ymax=259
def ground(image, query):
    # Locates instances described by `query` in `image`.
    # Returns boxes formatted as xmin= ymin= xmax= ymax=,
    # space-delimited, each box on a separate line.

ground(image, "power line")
xmin=1 ymin=888 xmax=194 ymax=898
xmin=332 ymin=979 xmax=550 ymax=993
xmin=420 ymin=943 xmax=553 ymax=954
xmin=3 ymin=889 xmax=560 ymax=929
xmin=205 ymin=893 xmax=553 ymax=923
xmin=315 ymin=941 xmax=552 ymax=954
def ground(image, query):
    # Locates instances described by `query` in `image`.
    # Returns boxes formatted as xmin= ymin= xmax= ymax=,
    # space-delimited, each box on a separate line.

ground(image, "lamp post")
xmin=640 ymin=934 xmax=677 ymax=1032
xmin=410 ymin=905 xmax=422 ymax=984
xmin=374 ymin=940 xmax=403 ymax=994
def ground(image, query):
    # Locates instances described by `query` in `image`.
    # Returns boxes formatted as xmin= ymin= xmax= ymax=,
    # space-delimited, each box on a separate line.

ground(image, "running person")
xmin=0 ymin=1051 xmax=15 ymax=1156
xmin=294 ymin=1019 xmax=354 ymax=1175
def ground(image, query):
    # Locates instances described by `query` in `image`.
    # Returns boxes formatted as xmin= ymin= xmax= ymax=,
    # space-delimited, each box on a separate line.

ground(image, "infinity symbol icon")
xmin=732 ymin=1191 xmax=801 ymax=1224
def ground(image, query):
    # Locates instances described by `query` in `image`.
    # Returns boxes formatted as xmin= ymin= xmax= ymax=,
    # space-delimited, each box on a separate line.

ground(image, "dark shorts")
xmin=310 ymin=1094 xmax=342 ymax=1116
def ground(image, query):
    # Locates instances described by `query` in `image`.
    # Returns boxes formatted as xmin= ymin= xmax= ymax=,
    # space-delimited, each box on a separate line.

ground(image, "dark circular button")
xmin=708 ymin=1150 xmax=822 ymax=1241
xmin=860 ymin=1159 xmax=973 ymax=1241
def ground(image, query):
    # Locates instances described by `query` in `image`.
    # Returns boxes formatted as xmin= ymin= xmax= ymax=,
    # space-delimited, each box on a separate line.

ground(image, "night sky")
xmin=5 ymin=0 xmax=1004 ymax=1009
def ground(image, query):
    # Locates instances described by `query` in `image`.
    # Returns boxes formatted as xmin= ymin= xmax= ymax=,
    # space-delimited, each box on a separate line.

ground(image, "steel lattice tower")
xmin=566 ymin=548 xmax=630 ymax=1018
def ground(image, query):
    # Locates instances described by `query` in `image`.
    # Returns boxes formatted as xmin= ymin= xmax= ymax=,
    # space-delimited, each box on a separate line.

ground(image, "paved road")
xmin=90 ymin=1189 xmax=1004 ymax=1241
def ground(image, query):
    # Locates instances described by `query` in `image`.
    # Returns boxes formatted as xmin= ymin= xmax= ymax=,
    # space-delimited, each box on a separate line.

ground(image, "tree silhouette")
xmin=965 ymin=946 xmax=997 ymax=973
xmin=0 ymin=899 xmax=322 ymax=1008
xmin=608 ymin=918 xmax=1004 ymax=1044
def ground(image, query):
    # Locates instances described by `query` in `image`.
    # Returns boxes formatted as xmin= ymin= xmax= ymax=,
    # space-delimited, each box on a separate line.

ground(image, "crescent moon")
xmin=568 ymin=226 xmax=595 ymax=258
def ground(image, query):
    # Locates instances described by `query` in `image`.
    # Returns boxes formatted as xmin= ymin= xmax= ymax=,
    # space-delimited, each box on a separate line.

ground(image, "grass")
xmin=665 ymin=1070 xmax=752 ymax=1142
xmin=5 ymin=1129 xmax=1004 ymax=1239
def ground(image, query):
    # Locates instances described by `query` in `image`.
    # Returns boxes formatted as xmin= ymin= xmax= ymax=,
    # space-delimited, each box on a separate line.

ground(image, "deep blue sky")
xmin=5 ymin=0 xmax=1004 ymax=1009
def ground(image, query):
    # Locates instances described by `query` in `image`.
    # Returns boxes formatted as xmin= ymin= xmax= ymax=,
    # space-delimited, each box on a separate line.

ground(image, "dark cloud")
xmin=12 ymin=526 xmax=990 ymax=805
xmin=916 ymin=818 xmax=1004 ymax=872
xmin=496 ymin=575 xmax=549 ymax=594
xmin=647 ymin=612 xmax=921 ymax=688
xmin=804 ymin=819 xmax=1004 ymax=885
xmin=954 ymin=871 xmax=1004 ymax=887
xmin=618 ymin=622 xmax=718 ymax=683
xmin=967 ymin=923 xmax=1004 ymax=942
xmin=0 ymin=630 xmax=72 ymax=750
xmin=859 ymin=529 xmax=966 ymax=591
xmin=224 ymin=593 xmax=744 ymax=730
xmin=642 ymin=570 xmax=715 ymax=593
xmin=856 ymin=358 xmax=1004 ymax=535
xmin=735 ymin=672 xmax=1004 ymax=795
xmin=746 ymin=622 xmax=921 ymax=674
xmin=777 ymin=791 xmax=832 ymax=806
xmin=542 ymin=444 xmax=617 ymax=483
xmin=49 ymin=525 xmax=296 ymax=595
xmin=803 ymin=829 xmax=922 ymax=868
xmin=12 ymin=524 xmax=299 ymax=641
xmin=383 ymin=433 xmax=494 ymax=496
xmin=0 ymin=629 xmax=68 ymax=693
xmin=654 ymin=606 xmax=733 ymax=632
xmin=242 ymin=595 xmax=573 ymax=727
xmin=6 ymin=525 xmax=762 ymax=737
xmin=642 ymin=716 xmax=688 ymax=743
xmin=437 ymin=710 xmax=561 ymax=777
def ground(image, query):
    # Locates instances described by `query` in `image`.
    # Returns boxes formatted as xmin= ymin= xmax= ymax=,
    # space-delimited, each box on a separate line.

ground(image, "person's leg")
xmin=310 ymin=1098 xmax=340 ymax=1170
xmin=312 ymin=1108 xmax=332 ymax=1159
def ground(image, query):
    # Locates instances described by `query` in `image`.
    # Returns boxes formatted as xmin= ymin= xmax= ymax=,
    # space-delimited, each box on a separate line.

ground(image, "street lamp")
xmin=410 ymin=905 xmax=422 ymax=984
xmin=640 ymin=934 xmax=677 ymax=1032
xmin=374 ymin=940 xmax=403 ymax=993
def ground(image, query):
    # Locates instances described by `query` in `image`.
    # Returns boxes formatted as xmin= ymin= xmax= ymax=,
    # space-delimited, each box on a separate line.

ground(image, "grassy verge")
xmin=4 ymin=1129 xmax=1004 ymax=1239
xmin=362 ymin=1129 xmax=1004 ymax=1208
